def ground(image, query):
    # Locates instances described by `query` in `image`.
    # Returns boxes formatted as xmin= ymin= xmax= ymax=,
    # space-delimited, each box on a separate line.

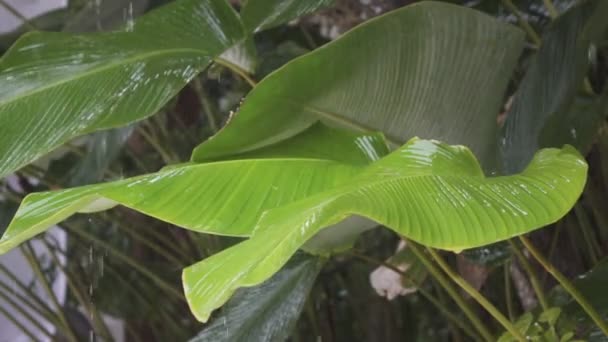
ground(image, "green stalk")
xmin=425 ymin=247 xmax=525 ymax=341
xmin=542 ymin=0 xmax=559 ymax=19
xmin=21 ymin=243 xmax=79 ymax=342
xmin=501 ymin=0 xmax=542 ymax=45
xmin=41 ymin=239 xmax=113 ymax=341
xmin=0 ymin=264 xmax=63 ymax=325
xmin=519 ymin=236 xmax=608 ymax=336
xmin=574 ymin=203 xmax=601 ymax=264
xmin=0 ymin=300 xmax=44 ymax=341
xmin=406 ymin=242 xmax=496 ymax=341
xmin=504 ymin=262 xmax=515 ymax=322
xmin=0 ymin=286 xmax=55 ymax=339
xmin=64 ymin=224 xmax=186 ymax=301
xmin=508 ymin=240 xmax=549 ymax=310
xmin=214 ymin=57 xmax=258 ymax=87
xmin=192 ymin=77 xmax=219 ymax=133
xmin=0 ymin=0 xmax=37 ymax=30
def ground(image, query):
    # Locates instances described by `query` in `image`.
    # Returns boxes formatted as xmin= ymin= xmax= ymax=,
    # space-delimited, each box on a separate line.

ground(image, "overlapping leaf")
xmin=0 ymin=126 xmax=385 ymax=253
xmin=0 ymin=0 xmax=244 ymax=178
xmin=240 ymin=0 xmax=334 ymax=32
xmin=183 ymin=139 xmax=587 ymax=321
xmin=190 ymin=253 xmax=324 ymax=342
xmin=192 ymin=1 xmax=525 ymax=169
xmin=500 ymin=0 xmax=608 ymax=173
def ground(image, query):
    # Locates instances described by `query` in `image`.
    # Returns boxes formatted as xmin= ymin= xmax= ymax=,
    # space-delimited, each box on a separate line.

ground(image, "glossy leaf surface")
xmin=192 ymin=1 xmax=524 ymax=168
xmin=240 ymin=0 xmax=333 ymax=32
xmin=0 ymin=0 xmax=243 ymax=178
xmin=190 ymin=253 xmax=323 ymax=342
xmin=500 ymin=0 xmax=608 ymax=173
xmin=0 ymin=126 xmax=388 ymax=252
xmin=184 ymin=139 xmax=587 ymax=321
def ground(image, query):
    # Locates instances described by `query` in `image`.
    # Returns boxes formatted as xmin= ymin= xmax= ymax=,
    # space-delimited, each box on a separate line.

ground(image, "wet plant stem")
xmin=504 ymin=262 xmax=515 ymax=321
xmin=508 ymin=239 xmax=549 ymax=310
xmin=501 ymin=0 xmax=541 ymax=45
xmin=41 ymin=239 xmax=114 ymax=341
xmin=519 ymin=236 xmax=608 ymax=336
xmin=65 ymin=224 xmax=186 ymax=302
xmin=214 ymin=57 xmax=257 ymax=87
xmin=406 ymin=242 xmax=496 ymax=341
xmin=424 ymin=247 xmax=525 ymax=341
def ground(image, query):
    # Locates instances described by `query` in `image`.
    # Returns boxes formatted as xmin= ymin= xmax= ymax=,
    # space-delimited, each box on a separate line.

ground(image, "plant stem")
xmin=192 ymin=77 xmax=219 ymax=133
xmin=504 ymin=262 xmax=515 ymax=321
xmin=519 ymin=236 xmax=608 ymax=336
xmin=574 ymin=203 xmax=601 ymax=264
xmin=21 ymin=242 xmax=79 ymax=342
xmin=406 ymin=242 xmax=496 ymax=342
xmin=542 ymin=0 xmax=559 ymax=19
xmin=349 ymin=250 xmax=483 ymax=341
xmin=425 ymin=247 xmax=525 ymax=341
xmin=214 ymin=57 xmax=257 ymax=87
xmin=65 ymin=224 xmax=186 ymax=301
xmin=0 ymin=303 xmax=41 ymax=342
xmin=41 ymin=239 xmax=114 ymax=341
xmin=508 ymin=239 xmax=549 ymax=310
xmin=0 ymin=0 xmax=37 ymax=31
xmin=501 ymin=0 xmax=542 ymax=46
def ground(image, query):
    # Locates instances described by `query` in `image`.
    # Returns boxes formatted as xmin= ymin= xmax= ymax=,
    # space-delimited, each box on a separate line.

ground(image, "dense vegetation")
xmin=0 ymin=0 xmax=607 ymax=341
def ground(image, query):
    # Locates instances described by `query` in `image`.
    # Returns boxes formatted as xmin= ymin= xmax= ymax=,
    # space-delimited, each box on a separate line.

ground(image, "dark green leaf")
xmin=500 ymin=0 xmax=608 ymax=173
xmin=192 ymin=2 xmax=525 ymax=169
xmin=0 ymin=0 xmax=243 ymax=178
xmin=241 ymin=0 xmax=334 ymax=32
xmin=190 ymin=253 xmax=323 ymax=342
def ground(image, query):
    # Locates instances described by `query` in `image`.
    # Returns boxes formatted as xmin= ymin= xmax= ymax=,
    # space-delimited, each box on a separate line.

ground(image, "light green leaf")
xmin=500 ymin=0 xmax=608 ymax=173
xmin=240 ymin=0 xmax=334 ymax=32
xmin=226 ymin=122 xmax=389 ymax=165
xmin=0 ymin=0 xmax=244 ymax=179
xmin=183 ymin=139 xmax=587 ymax=322
xmin=190 ymin=253 xmax=323 ymax=342
xmin=0 ymin=125 xmax=388 ymax=252
xmin=192 ymin=1 xmax=525 ymax=168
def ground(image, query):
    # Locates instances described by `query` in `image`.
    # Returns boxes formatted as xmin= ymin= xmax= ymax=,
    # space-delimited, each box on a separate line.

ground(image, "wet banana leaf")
xmin=182 ymin=139 xmax=587 ymax=321
xmin=0 ymin=126 xmax=385 ymax=252
xmin=192 ymin=1 xmax=525 ymax=169
xmin=0 ymin=0 xmax=243 ymax=179
xmin=240 ymin=0 xmax=334 ymax=32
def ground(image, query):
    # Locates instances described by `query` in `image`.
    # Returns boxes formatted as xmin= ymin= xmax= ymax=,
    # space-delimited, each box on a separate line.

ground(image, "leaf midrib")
xmin=0 ymin=47 xmax=208 ymax=109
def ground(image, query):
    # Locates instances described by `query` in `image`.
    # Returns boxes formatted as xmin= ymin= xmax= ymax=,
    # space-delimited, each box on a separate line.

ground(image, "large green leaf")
xmin=0 ymin=0 xmax=243 ymax=179
xmin=0 ymin=126 xmax=386 ymax=252
xmin=190 ymin=253 xmax=324 ymax=342
xmin=240 ymin=0 xmax=334 ymax=32
xmin=192 ymin=1 xmax=525 ymax=168
xmin=500 ymin=0 xmax=608 ymax=173
xmin=183 ymin=139 xmax=586 ymax=321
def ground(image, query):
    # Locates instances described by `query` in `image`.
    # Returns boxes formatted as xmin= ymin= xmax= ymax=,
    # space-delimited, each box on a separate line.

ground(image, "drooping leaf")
xmin=190 ymin=253 xmax=324 ymax=342
xmin=192 ymin=1 xmax=525 ymax=169
xmin=183 ymin=139 xmax=587 ymax=321
xmin=240 ymin=0 xmax=334 ymax=33
xmin=0 ymin=0 xmax=244 ymax=179
xmin=500 ymin=0 xmax=608 ymax=173
xmin=0 ymin=125 xmax=388 ymax=252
